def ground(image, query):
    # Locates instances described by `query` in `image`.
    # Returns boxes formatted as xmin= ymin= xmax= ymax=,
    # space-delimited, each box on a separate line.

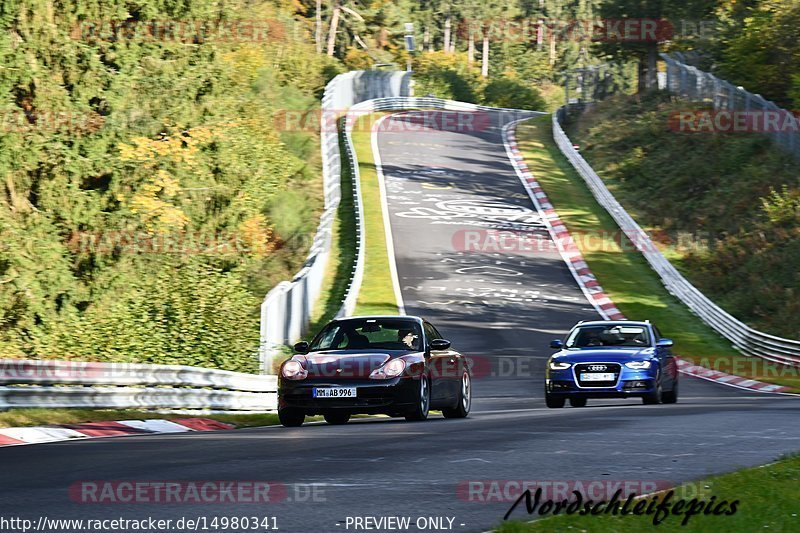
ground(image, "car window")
xmin=653 ymin=325 xmax=663 ymax=340
xmin=310 ymin=319 xmax=422 ymax=351
xmin=423 ymin=323 xmax=438 ymax=346
xmin=566 ymin=325 xmax=651 ymax=348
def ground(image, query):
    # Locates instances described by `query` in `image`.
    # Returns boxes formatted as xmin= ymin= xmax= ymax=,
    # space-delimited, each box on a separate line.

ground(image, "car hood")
xmin=550 ymin=348 xmax=656 ymax=363
xmin=299 ymin=350 xmax=402 ymax=379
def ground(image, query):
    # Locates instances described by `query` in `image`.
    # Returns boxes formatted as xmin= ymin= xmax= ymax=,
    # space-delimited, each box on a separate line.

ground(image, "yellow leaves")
xmin=237 ymin=213 xmax=275 ymax=256
xmin=222 ymin=46 xmax=269 ymax=85
xmin=129 ymin=171 xmax=189 ymax=232
xmin=118 ymin=124 xmax=232 ymax=169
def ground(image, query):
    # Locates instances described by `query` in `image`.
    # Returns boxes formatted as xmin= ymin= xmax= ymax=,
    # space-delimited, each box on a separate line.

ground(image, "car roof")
xmin=572 ymin=320 xmax=652 ymax=327
xmin=332 ymin=315 xmax=424 ymax=323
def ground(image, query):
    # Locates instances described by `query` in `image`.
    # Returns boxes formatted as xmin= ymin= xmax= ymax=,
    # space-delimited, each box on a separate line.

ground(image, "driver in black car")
xmin=397 ymin=328 xmax=420 ymax=350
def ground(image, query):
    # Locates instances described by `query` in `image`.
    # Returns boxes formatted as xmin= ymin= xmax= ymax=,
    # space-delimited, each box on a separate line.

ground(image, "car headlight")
xmin=282 ymin=360 xmax=308 ymax=380
xmin=624 ymin=361 xmax=652 ymax=369
xmin=369 ymin=359 xmax=406 ymax=379
xmin=548 ymin=361 xmax=572 ymax=370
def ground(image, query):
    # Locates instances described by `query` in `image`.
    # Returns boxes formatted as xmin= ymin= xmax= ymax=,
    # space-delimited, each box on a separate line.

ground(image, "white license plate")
xmin=580 ymin=373 xmax=616 ymax=382
xmin=313 ymin=387 xmax=357 ymax=399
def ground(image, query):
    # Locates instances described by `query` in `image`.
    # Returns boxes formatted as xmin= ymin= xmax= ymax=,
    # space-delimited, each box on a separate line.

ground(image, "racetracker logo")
xmin=280 ymin=109 xmax=493 ymax=134
xmin=450 ymin=229 xmax=715 ymax=255
xmin=68 ymin=481 xmax=326 ymax=504
xmin=70 ymin=19 xmax=285 ymax=43
xmin=668 ymin=110 xmax=800 ymax=133
xmin=457 ymin=480 xmax=673 ymax=502
xmin=456 ymin=18 xmax=673 ymax=43
xmin=0 ymin=360 xmax=102 ymax=380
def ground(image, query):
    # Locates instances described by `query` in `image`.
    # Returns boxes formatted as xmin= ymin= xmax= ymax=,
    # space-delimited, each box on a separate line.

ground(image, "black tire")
xmin=642 ymin=374 xmax=663 ymax=405
xmin=323 ymin=412 xmax=351 ymax=425
xmin=442 ymin=371 xmax=471 ymax=419
xmin=405 ymin=376 xmax=431 ymax=421
xmin=278 ymin=408 xmax=305 ymax=427
xmin=569 ymin=396 xmax=587 ymax=408
xmin=545 ymin=393 xmax=566 ymax=408
xmin=662 ymin=380 xmax=679 ymax=404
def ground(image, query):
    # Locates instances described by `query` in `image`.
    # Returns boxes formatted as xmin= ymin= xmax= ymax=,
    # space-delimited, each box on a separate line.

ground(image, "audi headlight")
xmin=549 ymin=361 xmax=572 ymax=370
xmin=624 ymin=361 xmax=652 ymax=370
xmin=282 ymin=360 xmax=308 ymax=380
xmin=369 ymin=359 xmax=406 ymax=379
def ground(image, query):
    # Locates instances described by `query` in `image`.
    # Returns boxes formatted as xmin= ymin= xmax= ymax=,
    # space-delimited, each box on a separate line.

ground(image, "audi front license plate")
xmin=580 ymin=373 xmax=616 ymax=382
xmin=313 ymin=387 xmax=357 ymax=399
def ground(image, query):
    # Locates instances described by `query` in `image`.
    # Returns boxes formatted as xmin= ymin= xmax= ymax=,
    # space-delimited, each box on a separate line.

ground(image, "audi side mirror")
xmin=656 ymin=338 xmax=674 ymax=348
xmin=293 ymin=341 xmax=310 ymax=354
xmin=430 ymin=339 xmax=451 ymax=351
xmin=550 ymin=340 xmax=563 ymax=349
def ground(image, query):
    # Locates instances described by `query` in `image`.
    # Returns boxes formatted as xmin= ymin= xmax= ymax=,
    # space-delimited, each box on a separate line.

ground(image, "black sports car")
xmin=277 ymin=315 xmax=472 ymax=427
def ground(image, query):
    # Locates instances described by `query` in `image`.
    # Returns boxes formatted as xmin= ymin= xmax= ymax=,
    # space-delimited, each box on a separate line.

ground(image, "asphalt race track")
xmin=1 ymin=110 xmax=799 ymax=532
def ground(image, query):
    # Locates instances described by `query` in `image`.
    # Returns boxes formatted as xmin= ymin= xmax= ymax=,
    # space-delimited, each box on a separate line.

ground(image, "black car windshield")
xmin=310 ymin=318 xmax=423 ymax=352
xmin=565 ymin=325 xmax=651 ymax=348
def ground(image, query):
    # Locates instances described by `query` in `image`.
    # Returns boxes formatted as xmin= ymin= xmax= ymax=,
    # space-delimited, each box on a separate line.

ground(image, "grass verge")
xmin=496 ymin=453 xmax=800 ymax=532
xmin=515 ymin=117 xmax=800 ymax=392
xmin=350 ymin=113 xmax=400 ymax=316
xmin=0 ymin=409 xmax=282 ymax=429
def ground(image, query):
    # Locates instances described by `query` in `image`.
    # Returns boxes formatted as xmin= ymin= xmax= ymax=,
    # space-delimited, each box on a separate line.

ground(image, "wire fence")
xmin=661 ymin=53 xmax=799 ymax=159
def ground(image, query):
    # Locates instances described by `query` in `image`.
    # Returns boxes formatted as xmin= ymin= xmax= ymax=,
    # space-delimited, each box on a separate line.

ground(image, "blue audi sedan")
xmin=545 ymin=320 xmax=679 ymax=408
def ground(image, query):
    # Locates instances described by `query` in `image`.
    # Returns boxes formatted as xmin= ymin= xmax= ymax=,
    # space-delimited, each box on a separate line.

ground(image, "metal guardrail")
xmin=0 ymin=359 xmax=277 ymax=410
xmin=661 ymin=53 xmax=800 ymax=160
xmin=258 ymin=71 xmax=412 ymax=374
xmin=552 ymin=108 xmax=800 ymax=366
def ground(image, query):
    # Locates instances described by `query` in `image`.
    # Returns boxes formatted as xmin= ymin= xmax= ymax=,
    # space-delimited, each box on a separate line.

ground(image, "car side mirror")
xmin=656 ymin=338 xmax=674 ymax=348
xmin=293 ymin=341 xmax=310 ymax=354
xmin=550 ymin=340 xmax=563 ymax=349
xmin=429 ymin=339 xmax=451 ymax=351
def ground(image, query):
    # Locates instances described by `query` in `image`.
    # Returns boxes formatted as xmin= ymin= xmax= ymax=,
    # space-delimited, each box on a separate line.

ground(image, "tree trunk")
xmin=315 ymin=0 xmax=322 ymax=53
xmin=481 ymin=34 xmax=489 ymax=78
xmin=637 ymin=44 xmax=659 ymax=93
xmin=548 ymin=28 xmax=556 ymax=66
xmin=468 ymin=31 xmax=475 ymax=64
xmin=443 ymin=15 xmax=451 ymax=53
xmin=424 ymin=26 xmax=430 ymax=51
xmin=647 ymin=43 xmax=659 ymax=90
xmin=326 ymin=5 xmax=340 ymax=57
xmin=536 ymin=19 xmax=543 ymax=51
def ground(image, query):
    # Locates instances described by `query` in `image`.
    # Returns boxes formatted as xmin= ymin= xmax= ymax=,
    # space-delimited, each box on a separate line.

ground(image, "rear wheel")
xmin=642 ymin=374 xmax=663 ymax=405
xmin=662 ymin=380 xmax=679 ymax=404
xmin=569 ymin=396 xmax=587 ymax=408
xmin=323 ymin=412 xmax=351 ymax=425
xmin=442 ymin=371 xmax=471 ymax=418
xmin=405 ymin=377 xmax=431 ymax=421
xmin=278 ymin=408 xmax=305 ymax=427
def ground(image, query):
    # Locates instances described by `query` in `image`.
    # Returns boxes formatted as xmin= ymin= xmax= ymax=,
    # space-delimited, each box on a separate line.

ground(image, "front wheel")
xmin=278 ymin=408 xmax=305 ymax=427
xmin=642 ymin=374 xmax=663 ymax=405
xmin=545 ymin=391 xmax=565 ymax=408
xmin=442 ymin=371 xmax=471 ymax=418
xmin=323 ymin=412 xmax=351 ymax=425
xmin=662 ymin=380 xmax=679 ymax=404
xmin=405 ymin=376 xmax=431 ymax=421
xmin=569 ymin=396 xmax=587 ymax=408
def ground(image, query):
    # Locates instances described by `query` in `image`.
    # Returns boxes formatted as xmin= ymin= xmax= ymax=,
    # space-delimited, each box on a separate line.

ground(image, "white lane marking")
xmin=372 ymin=113 xmax=406 ymax=315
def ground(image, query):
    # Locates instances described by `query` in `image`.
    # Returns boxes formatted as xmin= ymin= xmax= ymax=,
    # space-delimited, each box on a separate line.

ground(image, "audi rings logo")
xmin=588 ymin=365 xmax=607 ymax=372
